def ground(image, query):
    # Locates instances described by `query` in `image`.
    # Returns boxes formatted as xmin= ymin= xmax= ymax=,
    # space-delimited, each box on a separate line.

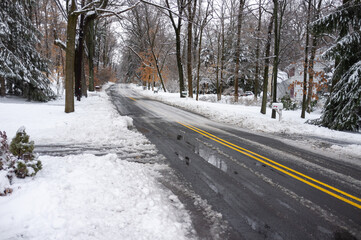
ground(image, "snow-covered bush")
xmin=281 ymin=95 xmax=298 ymax=110
xmin=0 ymin=131 xmax=15 ymax=196
xmin=0 ymin=128 xmax=42 ymax=196
xmin=10 ymin=127 xmax=35 ymax=161
xmin=10 ymin=127 xmax=42 ymax=178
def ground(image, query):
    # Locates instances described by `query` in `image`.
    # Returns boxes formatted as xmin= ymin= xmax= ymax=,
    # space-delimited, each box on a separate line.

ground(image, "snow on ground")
xmin=130 ymin=84 xmax=361 ymax=160
xmin=0 ymin=84 xmax=195 ymax=240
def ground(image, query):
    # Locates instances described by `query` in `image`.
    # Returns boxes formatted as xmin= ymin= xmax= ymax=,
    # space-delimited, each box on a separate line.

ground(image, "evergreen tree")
xmin=311 ymin=0 xmax=361 ymax=131
xmin=0 ymin=0 xmax=55 ymax=101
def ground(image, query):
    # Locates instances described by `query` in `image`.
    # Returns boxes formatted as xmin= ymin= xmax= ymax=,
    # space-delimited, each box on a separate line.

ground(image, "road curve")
xmin=108 ymin=84 xmax=361 ymax=240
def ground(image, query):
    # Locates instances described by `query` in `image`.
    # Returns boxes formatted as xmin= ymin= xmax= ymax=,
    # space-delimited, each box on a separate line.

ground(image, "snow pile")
xmin=0 ymin=154 xmax=194 ymax=240
xmin=0 ymin=84 xmax=196 ymax=239
xmin=0 ymin=170 xmax=11 ymax=195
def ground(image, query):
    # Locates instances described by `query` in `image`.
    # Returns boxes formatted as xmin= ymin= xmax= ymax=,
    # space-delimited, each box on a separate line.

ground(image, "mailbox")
xmin=271 ymin=102 xmax=283 ymax=110
xmin=271 ymin=102 xmax=283 ymax=121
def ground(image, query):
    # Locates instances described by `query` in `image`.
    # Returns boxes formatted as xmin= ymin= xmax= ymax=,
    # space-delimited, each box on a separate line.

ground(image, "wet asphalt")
xmin=107 ymin=84 xmax=361 ymax=240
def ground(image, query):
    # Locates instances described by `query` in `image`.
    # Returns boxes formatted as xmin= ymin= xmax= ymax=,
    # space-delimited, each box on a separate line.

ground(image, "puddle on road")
xmin=196 ymin=145 xmax=228 ymax=173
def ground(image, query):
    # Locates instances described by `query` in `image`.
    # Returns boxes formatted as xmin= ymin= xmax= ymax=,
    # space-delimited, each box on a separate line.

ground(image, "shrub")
xmin=0 ymin=128 xmax=42 ymax=195
xmin=10 ymin=127 xmax=35 ymax=160
xmin=281 ymin=95 xmax=298 ymax=110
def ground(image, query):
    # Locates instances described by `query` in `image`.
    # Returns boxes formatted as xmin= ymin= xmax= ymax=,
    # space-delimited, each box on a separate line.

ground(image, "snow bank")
xmin=0 ymin=154 xmax=194 ymax=240
xmin=0 ymin=84 xmax=196 ymax=239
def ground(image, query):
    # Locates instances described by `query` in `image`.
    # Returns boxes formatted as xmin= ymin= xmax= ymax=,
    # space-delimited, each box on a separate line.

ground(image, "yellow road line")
xmin=128 ymin=97 xmax=137 ymax=101
xmin=184 ymin=123 xmax=361 ymax=204
xmin=178 ymin=122 xmax=361 ymax=209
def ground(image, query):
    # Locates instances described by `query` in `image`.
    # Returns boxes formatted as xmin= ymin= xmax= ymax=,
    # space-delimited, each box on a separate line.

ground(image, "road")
xmin=108 ymin=84 xmax=361 ymax=240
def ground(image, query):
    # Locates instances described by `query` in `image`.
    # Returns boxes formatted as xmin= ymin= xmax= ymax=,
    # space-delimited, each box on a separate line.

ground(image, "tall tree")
xmin=74 ymin=0 xmax=86 ymax=101
xmin=63 ymin=0 xmax=138 ymax=112
xmin=253 ymin=0 xmax=263 ymax=100
xmin=0 ymin=0 xmax=55 ymax=101
xmin=301 ymin=0 xmax=311 ymax=119
xmin=233 ymin=0 xmax=246 ymax=103
xmin=311 ymin=0 xmax=361 ymax=131
xmin=260 ymin=13 xmax=274 ymax=114
xmin=306 ymin=0 xmax=323 ymax=113
xmin=271 ymin=0 xmax=286 ymax=119
xmin=144 ymin=5 xmax=167 ymax=92
xmin=187 ymin=0 xmax=197 ymax=98
xmin=165 ymin=0 xmax=187 ymax=97
xmin=195 ymin=0 xmax=212 ymax=101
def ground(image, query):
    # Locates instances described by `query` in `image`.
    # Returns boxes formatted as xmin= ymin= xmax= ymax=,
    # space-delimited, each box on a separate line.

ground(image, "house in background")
xmin=286 ymin=60 xmax=330 ymax=101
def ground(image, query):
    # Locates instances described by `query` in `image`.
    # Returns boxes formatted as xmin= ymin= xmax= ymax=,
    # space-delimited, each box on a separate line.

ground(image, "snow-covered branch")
xmin=54 ymin=39 xmax=66 ymax=50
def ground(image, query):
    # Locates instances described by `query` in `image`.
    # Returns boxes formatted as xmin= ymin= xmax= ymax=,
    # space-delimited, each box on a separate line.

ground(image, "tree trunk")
xmin=301 ymin=0 xmax=311 ymax=119
xmin=81 ymin=55 xmax=87 ymax=97
xmin=216 ymin=29 xmax=221 ymax=101
xmin=306 ymin=0 xmax=322 ymax=113
xmin=233 ymin=0 xmax=245 ymax=103
xmin=196 ymin=25 xmax=204 ymax=101
xmin=187 ymin=0 xmax=197 ymax=98
xmin=176 ymin=30 xmax=185 ymax=97
xmin=271 ymin=0 xmax=280 ymax=119
xmin=64 ymin=0 xmax=79 ymax=113
xmin=219 ymin=5 xmax=225 ymax=101
xmin=306 ymin=35 xmax=316 ymax=113
xmin=165 ymin=0 xmax=185 ymax=97
xmin=44 ymin=0 xmax=50 ymax=78
xmin=74 ymin=3 xmax=85 ymax=101
xmin=261 ymin=13 xmax=274 ymax=114
xmin=0 ymin=76 xmax=5 ymax=97
xmin=86 ymin=17 xmax=95 ymax=92
xmin=254 ymin=0 xmax=262 ymax=100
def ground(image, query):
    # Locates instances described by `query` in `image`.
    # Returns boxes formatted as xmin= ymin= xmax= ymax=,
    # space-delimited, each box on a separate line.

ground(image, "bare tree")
xmin=187 ymin=0 xmax=197 ymax=97
xmin=195 ymin=0 xmax=212 ymax=101
xmin=306 ymin=0 xmax=322 ymax=113
xmin=63 ymin=0 xmax=139 ymax=113
xmin=165 ymin=0 xmax=187 ymax=97
xmin=261 ymin=11 xmax=274 ymax=114
xmin=253 ymin=0 xmax=263 ymax=100
xmin=271 ymin=0 xmax=287 ymax=119
xmin=301 ymin=0 xmax=311 ymax=119
xmin=233 ymin=0 xmax=246 ymax=103
xmin=144 ymin=5 xmax=167 ymax=92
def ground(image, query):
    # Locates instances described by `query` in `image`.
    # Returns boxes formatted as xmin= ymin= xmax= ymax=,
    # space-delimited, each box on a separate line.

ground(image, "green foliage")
xmin=0 ymin=131 xmax=15 ymax=170
xmin=10 ymin=127 xmax=35 ymax=160
xmin=310 ymin=0 xmax=361 ymax=131
xmin=15 ymin=161 xmax=28 ymax=179
xmin=319 ymin=62 xmax=361 ymax=131
xmin=1 ymin=128 xmax=42 ymax=191
xmin=0 ymin=0 xmax=55 ymax=101
xmin=281 ymin=95 xmax=298 ymax=110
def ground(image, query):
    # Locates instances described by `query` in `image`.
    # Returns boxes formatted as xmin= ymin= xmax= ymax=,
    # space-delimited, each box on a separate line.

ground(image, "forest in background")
xmin=0 ymin=0 xmax=360 ymax=131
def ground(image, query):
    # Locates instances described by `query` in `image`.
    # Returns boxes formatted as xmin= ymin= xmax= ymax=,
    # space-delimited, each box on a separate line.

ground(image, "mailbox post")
xmin=271 ymin=102 xmax=283 ymax=121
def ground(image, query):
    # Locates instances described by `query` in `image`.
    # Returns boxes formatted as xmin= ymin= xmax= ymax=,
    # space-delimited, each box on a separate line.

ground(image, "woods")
xmin=0 ymin=0 xmax=360 ymax=131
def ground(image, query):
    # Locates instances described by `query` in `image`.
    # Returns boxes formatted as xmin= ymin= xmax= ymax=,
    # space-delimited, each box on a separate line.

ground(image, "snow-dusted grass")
xmin=131 ymin=84 xmax=361 ymax=160
xmin=0 ymin=84 xmax=195 ymax=240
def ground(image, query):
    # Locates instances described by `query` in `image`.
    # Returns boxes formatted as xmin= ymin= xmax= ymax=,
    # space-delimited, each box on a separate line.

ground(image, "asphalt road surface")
xmin=108 ymin=84 xmax=361 ymax=240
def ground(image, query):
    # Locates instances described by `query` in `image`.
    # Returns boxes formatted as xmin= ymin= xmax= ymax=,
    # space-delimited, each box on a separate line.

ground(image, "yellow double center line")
xmin=178 ymin=122 xmax=361 ymax=209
